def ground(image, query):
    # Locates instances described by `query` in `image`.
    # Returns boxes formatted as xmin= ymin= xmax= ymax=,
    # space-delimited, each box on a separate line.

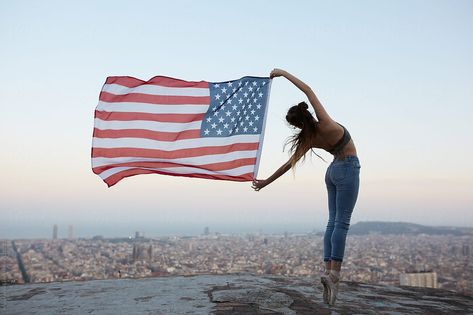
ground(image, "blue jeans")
xmin=323 ymin=155 xmax=360 ymax=262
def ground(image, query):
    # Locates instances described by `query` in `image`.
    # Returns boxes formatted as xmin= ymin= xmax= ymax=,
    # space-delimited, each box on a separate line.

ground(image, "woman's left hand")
xmin=252 ymin=179 xmax=268 ymax=191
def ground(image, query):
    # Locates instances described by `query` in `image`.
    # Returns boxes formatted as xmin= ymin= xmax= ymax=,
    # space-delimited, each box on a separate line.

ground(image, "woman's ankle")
xmin=329 ymin=270 xmax=340 ymax=282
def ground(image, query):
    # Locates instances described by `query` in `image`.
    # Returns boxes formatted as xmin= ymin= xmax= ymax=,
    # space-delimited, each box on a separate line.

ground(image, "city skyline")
xmin=3 ymin=233 xmax=472 ymax=296
xmin=1 ymin=1 xmax=473 ymax=238
xmin=2 ymin=221 xmax=324 ymax=240
xmin=3 ymin=220 xmax=473 ymax=240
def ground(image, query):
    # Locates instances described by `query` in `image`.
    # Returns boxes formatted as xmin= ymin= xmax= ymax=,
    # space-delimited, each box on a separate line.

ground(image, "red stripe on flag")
xmin=103 ymin=168 xmax=253 ymax=187
xmin=94 ymin=110 xmax=205 ymax=123
xmin=93 ymin=128 xmax=201 ymax=142
xmin=99 ymin=91 xmax=210 ymax=105
xmin=93 ymin=157 xmax=257 ymax=174
xmin=105 ymin=76 xmax=209 ymax=88
xmin=92 ymin=143 xmax=260 ymax=159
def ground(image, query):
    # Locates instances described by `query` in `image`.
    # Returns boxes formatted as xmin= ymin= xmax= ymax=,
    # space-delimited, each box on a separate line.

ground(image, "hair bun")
xmin=297 ymin=101 xmax=308 ymax=110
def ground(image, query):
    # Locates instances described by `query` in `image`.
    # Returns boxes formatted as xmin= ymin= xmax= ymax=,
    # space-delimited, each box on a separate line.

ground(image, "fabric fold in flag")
xmin=91 ymin=75 xmax=272 ymax=187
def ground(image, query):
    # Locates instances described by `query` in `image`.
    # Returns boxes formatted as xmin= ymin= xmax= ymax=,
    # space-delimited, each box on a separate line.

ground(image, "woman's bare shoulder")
xmin=318 ymin=118 xmax=343 ymax=132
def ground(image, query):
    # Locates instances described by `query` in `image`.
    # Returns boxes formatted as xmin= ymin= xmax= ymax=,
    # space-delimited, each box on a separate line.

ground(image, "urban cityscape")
xmin=1 ymin=224 xmax=472 ymax=298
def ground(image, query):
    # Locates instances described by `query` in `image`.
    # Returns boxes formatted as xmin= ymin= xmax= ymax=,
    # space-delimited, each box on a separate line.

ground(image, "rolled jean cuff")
xmin=331 ymin=257 xmax=343 ymax=262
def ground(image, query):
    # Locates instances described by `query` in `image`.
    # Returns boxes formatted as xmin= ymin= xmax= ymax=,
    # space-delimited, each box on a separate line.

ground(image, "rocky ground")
xmin=2 ymin=274 xmax=473 ymax=314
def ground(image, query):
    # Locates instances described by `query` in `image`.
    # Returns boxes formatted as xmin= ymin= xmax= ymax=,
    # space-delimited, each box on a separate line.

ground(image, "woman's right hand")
xmin=252 ymin=179 xmax=269 ymax=191
xmin=270 ymin=68 xmax=286 ymax=79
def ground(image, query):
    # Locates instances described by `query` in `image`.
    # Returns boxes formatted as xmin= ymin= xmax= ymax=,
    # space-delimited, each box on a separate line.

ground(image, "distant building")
xmin=53 ymin=224 xmax=58 ymax=240
xmin=462 ymin=244 xmax=470 ymax=257
xmin=204 ymin=227 xmax=209 ymax=235
xmin=400 ymin=272 xmax=438 ymax=288
xmin=133 ymin=243 xmax=151 ymax=261
xmin=68 ymin=225 xmax=74 ymax=240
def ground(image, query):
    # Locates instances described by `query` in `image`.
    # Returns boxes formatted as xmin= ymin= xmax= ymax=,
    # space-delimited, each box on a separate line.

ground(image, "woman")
xmin=252 ymin=68 xmax=361 ymax=305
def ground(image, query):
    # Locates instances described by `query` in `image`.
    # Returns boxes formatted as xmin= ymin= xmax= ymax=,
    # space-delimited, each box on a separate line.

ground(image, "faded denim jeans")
xmin=323 ymin=155 xmax=361 ymax=262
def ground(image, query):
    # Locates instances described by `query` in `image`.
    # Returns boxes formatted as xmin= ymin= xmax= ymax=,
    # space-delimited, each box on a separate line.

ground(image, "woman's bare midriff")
xmin=333 ymin=139 xmax=357 ymax=159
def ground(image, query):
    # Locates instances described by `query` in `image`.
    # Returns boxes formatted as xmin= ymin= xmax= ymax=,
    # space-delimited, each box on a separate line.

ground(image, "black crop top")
xmin=328 ymin=123 xmax=351 ymax=155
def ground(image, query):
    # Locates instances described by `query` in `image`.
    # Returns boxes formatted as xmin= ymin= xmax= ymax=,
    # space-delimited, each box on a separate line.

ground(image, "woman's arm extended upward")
xmin=270 ymin=68 xmax=332 ymax=122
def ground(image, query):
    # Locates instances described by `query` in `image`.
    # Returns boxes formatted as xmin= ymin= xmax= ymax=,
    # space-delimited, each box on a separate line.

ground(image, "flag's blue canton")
xmin=200 ymin=77 xmax=270 ymax=137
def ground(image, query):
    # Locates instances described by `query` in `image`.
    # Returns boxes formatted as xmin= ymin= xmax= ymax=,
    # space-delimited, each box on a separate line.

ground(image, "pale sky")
xmin=1 ymin=0 xmax=472 ymax=238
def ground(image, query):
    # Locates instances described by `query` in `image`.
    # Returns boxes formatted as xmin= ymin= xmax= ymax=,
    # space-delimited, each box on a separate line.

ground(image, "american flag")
xmin=91 ymin=75 xmax=271 ymax=187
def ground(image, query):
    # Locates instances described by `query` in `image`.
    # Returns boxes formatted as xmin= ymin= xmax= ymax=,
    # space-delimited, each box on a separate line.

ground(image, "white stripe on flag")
xmin=92 ymin=150 xmax=258 ymax=168
xmin=94 ymin=118 xmax=202 ymax=132
xmin=96 ymin=101 xmax=209 ymax=114
xmin=102 ymin=83 xmax=210 ymax=97
xmin=92 ymin=134 xmax=260 ymax=151
xmin=98 ymin=164 xmax=255 ymax=179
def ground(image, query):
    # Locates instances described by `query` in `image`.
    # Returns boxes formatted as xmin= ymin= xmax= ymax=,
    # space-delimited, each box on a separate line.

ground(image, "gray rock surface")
xmin=2 ymin=274 xmax=473 ymax=314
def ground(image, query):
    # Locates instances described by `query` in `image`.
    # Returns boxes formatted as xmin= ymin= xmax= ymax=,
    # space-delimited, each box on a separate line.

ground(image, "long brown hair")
xmin=284 ymin=101 xmax=325 ymax=170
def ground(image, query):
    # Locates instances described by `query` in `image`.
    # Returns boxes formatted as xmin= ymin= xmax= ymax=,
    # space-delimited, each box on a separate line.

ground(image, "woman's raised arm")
xmin=270 ymin=68 xmax=332 ymax=122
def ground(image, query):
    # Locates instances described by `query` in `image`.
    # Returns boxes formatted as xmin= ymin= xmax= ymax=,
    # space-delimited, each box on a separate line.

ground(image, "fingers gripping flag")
xmin=91 ymin=75 xmax=272 ymax=187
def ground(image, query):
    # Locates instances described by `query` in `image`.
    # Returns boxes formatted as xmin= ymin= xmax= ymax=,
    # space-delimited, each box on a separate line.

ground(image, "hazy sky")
xmin=1 ymin=0 xmax=472 ymax=238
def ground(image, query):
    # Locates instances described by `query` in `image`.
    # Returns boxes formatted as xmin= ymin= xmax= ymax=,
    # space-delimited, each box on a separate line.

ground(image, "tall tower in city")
xmin=53 ymin=224 xmax=58 ymax=240
xmin=68 ymin=225 xmax=74 ymax=240
xmin=462 ymin=244 xmax=470 ymax=256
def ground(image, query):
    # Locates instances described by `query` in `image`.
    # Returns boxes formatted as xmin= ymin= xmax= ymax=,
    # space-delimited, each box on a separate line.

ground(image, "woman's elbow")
xmin=304 ymin=86 xmax=315 ymax=97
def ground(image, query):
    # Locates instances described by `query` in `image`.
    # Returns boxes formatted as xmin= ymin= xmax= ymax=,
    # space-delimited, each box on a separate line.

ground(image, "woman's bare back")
xmin=311 ymin=120 xmax=357 ymax=158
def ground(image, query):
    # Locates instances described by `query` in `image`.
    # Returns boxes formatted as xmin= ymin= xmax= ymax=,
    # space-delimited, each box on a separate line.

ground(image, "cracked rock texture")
xmin=2 ymin=274 xmax=473 ymax=314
